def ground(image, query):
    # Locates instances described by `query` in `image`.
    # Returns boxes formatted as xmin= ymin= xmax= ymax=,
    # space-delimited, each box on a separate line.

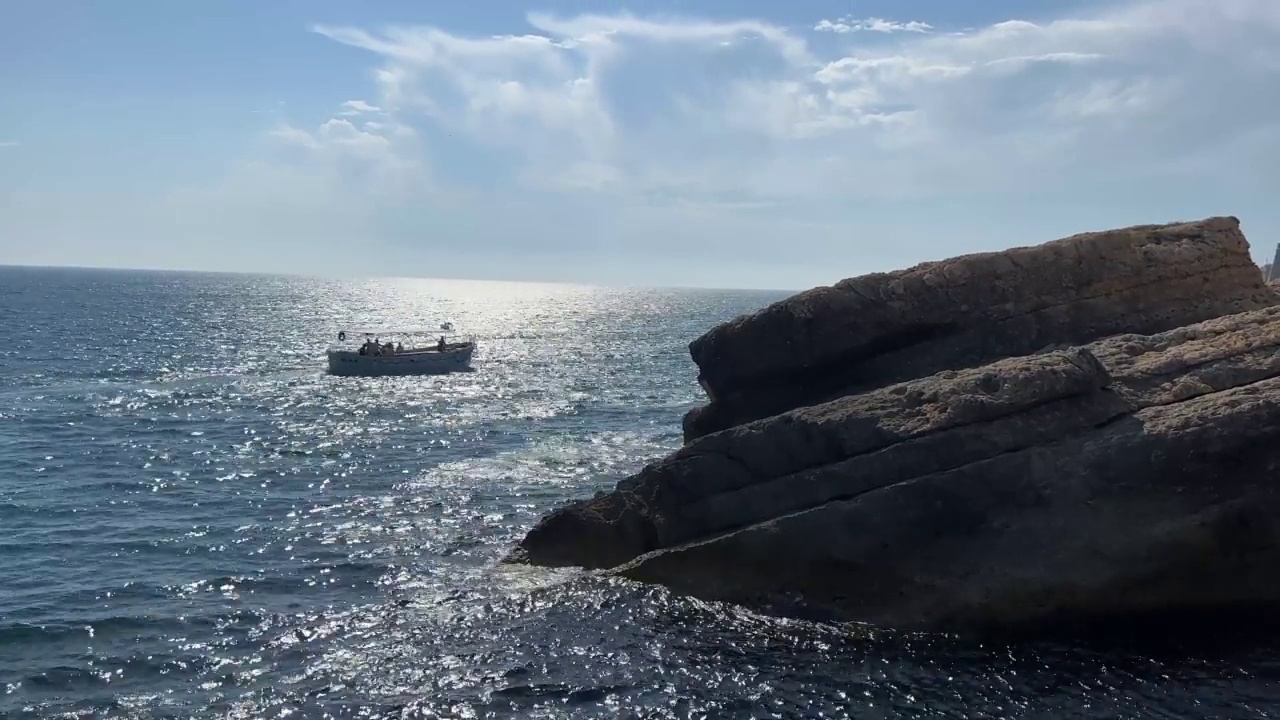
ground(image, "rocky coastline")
xmin=506 ymin=216 xmax=1280 ymax=634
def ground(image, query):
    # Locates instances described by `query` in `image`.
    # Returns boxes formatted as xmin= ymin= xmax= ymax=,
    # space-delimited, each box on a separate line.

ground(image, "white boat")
xmin=326 ymin=325 xmax=476 ymax=377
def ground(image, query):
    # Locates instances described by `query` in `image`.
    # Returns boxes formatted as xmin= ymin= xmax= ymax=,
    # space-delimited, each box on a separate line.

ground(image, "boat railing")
xmin=329 ymin=333 xmax=476 ymax=353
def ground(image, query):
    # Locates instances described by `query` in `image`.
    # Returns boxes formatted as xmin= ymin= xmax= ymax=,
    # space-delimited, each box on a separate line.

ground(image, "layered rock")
xmin=512 ymin=348 xmax=1125 ymax=571
xmin=618 ymin=307 xmax=1280 ymax=631
xmin=683 ymin=216 xmax=1274 ymax=441
xmin=507 ymin=216 xmax=1280 ymax=633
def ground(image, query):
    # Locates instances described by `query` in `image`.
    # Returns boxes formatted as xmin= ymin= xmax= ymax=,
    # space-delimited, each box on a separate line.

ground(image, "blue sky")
xmin=2 ymin=0 xmax=1278 ymax=289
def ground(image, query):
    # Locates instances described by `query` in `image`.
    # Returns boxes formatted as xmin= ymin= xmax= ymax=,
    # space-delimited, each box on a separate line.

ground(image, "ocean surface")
xmin=1 ymin=266 xmax=1278 ymax=719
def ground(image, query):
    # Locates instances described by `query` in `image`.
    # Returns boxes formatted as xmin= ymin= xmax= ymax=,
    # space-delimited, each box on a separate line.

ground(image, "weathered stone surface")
xmin=508 ymin=217 xmax=1280 ymax=633
xmin=511 ymin=304 xmax=1280 ymax=631
xmin=684 ymin=217 xmax=1275 ymax=441
xmin=513 ymin=348 xmax=1125 ymax=571
xmin=618 ymin=375 xmax=1280 ymax=632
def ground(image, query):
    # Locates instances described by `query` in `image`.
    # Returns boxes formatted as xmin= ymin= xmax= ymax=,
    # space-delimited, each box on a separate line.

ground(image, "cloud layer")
xmin=5 ymin=0 xmax=1280 ymax=287
xmin=815 ymin=17 xmax=934 ymax=34
xmin=291 ymin=0 xmax=1279 ymax=207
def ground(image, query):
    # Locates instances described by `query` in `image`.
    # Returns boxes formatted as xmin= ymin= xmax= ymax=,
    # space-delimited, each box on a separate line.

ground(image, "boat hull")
xmin=326 ymin=344 xmax=474 ymax=377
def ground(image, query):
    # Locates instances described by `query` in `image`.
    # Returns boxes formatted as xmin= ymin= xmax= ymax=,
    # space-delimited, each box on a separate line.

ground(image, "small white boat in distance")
xmin=326 ymin=325 xmax=476 ymax=377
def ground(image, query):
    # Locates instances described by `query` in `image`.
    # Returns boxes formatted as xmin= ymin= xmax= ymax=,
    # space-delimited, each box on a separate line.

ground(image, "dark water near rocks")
xmin=1 ymin=266 xmax=1277 ymax=718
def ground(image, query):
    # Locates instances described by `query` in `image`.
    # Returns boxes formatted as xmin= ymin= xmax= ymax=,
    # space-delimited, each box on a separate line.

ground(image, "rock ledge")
xmin=508 ymin=217 xmax=1280 ymax=633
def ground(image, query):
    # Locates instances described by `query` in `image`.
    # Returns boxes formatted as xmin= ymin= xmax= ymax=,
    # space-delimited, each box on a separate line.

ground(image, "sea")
xmin=1 ymin=265 xmax=1277 ymax=719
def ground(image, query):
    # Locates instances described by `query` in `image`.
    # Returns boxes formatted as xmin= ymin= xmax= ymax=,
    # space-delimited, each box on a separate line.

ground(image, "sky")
xmin=1 ymin=0 xmax=1279 ymax=289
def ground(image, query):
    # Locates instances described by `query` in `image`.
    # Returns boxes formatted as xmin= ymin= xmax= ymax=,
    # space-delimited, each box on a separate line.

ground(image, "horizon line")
xmin=0 ymin=261 xmax=802 ymax=295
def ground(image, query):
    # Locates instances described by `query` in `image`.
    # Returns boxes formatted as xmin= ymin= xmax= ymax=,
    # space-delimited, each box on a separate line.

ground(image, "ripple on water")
xmin=1 ymin=268 xmax=1278 ymax=718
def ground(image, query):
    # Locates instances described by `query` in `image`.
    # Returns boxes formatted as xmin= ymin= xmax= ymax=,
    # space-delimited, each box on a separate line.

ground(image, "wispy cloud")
xmin=815 ymin=17 xmax=934 ymax=34
xmin=10 ymin=0 xmax=1277 ymax=286
xmin=338 ymin=99 xmax=382 ymax=115
xmin=0 ymin=141 xmax=19 ymax=148
xmin=293 ymin=0 xmax=1280 ymax=205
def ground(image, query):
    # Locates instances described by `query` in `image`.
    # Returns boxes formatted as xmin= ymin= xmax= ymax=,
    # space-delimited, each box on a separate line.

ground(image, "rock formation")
xmin=683 ymin=216 xmax=1270 ymax=441
xmin=507 ymin=216 xmax=1280 ymax=633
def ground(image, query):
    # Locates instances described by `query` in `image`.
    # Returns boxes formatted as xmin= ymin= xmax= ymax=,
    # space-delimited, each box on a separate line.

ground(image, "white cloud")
xmin=9 ymin=0 xmax=1278 ymax=287
xmin=815 ymin=17 xmax=934 ymax=34
xmin=265 ymin=109 xmax=428 ymax=201
xmin=311 ymin=21 xmax=617 ymax=174
xmin=339 ymin=99 xmax=382 ymax=115
xmin=524 ymin=12 xmax=815 ymax=67
xmin=0 ymin=141 xmax=18 ymax=148
xmin=291 ymin=0 xmax=1279 ymax=207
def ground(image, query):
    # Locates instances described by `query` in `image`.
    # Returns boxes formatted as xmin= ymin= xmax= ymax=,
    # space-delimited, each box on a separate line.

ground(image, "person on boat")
xmin=396 ymin=342 xmax=404 ymax=353
xmin=437 ymin=336 xmax=446 ymax=352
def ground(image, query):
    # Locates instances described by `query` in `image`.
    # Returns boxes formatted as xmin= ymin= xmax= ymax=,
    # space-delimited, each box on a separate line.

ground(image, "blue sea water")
xmin=0 ymin=265 xmax=1278 ymax=719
